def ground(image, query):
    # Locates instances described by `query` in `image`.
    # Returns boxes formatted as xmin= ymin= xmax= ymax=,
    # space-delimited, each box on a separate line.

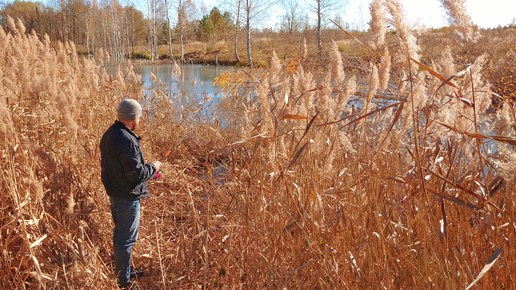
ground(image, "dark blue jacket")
xmin=100 ymin=121 xmax=157 ymax=200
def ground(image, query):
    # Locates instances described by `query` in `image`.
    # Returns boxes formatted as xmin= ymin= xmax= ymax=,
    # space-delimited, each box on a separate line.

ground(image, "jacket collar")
xmin=114 ymin=120 xmax=142 ymax=140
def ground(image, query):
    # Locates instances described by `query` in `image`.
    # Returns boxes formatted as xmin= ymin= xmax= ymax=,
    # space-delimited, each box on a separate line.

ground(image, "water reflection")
xmin=108 ymin=63 xmax=235 ymax=101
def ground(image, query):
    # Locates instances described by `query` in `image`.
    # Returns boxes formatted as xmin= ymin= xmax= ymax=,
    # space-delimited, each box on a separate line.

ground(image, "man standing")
xmin=100 ymin=99 xmax=162 ymax=288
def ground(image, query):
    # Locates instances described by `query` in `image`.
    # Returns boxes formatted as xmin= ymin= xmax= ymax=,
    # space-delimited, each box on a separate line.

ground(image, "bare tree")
xmin=177 ymin=0 xmax=195 ymax=64
xmin=308 ymin=0 xmax=346 ymax=55
xmin=164 ymin=0 xmax=175 ymax=63
xmin=146 ymin=0 xmax=161 ymax=60
xmin=123 ymin=5 xmax=146 ymax=58
xmin=88 ymin=0 xmax=100 ymax=55
xmin=234 ymin=0 xmax=241 ymax=63
xmin=85 ymin=10 xmax=91 ymax=54
xmin=244 ymin=0 xmax=251 ymax=65
xmin=281 ymin=0 xmax=302 ymax=33
xmin=220 ymin=0 xmax=243 ymax=63
xmin=242 ymin=0 xmax=275 ymax=66
xmin=108 ymin=0 xmax=123 ymax=58
xmin=178 ymin=0 xmax=184 ymax=63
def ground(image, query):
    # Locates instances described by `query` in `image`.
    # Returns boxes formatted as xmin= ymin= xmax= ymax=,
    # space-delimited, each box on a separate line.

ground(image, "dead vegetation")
xmin=1 ymin=0 xmax=516 ymax=287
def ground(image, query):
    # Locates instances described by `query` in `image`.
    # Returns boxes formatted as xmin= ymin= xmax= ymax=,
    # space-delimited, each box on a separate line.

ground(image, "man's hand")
xmin=152 ymin=161 xmax=162 ymax=171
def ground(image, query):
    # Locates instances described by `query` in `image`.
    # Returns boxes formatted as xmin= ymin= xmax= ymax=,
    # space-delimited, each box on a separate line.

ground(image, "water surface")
xmin=109 ymin=63 xmax=235 ymax=101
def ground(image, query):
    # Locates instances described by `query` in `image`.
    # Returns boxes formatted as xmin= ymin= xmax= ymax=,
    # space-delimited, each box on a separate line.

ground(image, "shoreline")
xmin=123 ymin=57 xmax=242 ymax=68
xmin=124 ymin=52 xmax=244 ymax=67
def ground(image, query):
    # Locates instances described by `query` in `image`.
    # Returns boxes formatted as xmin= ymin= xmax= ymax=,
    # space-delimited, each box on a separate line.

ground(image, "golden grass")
xmin=2 ymin=14 xmax=516 ymax=289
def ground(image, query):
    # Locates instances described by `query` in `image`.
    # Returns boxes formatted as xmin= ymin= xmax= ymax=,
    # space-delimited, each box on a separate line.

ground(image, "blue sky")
xmin=200 ymin=0 xmax=516 ymax=30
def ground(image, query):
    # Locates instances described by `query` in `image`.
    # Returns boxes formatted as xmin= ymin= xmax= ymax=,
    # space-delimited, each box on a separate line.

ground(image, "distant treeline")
xmin=0 ymin=0 xmax=235 ymax=59
xmin=0 ymin=0 xmax=356 ymax=65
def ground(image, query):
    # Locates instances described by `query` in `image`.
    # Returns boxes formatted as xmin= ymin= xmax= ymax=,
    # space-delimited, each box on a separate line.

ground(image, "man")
xmin=100 ymin=99 xmax=162 ymax=288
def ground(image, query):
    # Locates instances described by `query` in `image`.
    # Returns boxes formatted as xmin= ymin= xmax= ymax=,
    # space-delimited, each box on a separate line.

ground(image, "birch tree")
xmin=164 ymin=0 xmax=175 ymax=62
xmin=308 ymin=0 xmax=346 ymax=55
xmin=124 ymin=5 xmax=145 ymax=58
xmin=243 ymin=0 xmax=275 ymax=66
xmin=108 ymin=0 xmax=123 ymax=58
xmin=146 ymin=0 xmax=162 ymax=60
xmin=220 ymin=0 xmax=243 ymax=63
xmin=178 ymin=0 xmax=185 ymax=63
xmin=234 ymin=0 xmax=241 ymax=63
xmin=177 ymin=0 xmax=195 ymax=64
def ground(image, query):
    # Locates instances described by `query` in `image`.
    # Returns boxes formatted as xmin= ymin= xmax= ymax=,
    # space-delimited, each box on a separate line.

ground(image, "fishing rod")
xmin=155 ymin=128 xmax=193 ymax=179
xmin=160 ymin=128 xmax=194 ymax=161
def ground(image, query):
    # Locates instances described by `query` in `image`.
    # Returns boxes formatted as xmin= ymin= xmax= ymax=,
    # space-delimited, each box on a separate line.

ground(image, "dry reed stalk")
xmin=155 ymin=220 xmax=166 ymax=288
xmin=378 ymin=48 xmax=391 ymax=92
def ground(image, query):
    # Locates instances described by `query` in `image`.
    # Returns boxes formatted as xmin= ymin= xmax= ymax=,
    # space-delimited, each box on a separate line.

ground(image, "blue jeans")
xmin=109 ymin=197 xmax=140 ymax=285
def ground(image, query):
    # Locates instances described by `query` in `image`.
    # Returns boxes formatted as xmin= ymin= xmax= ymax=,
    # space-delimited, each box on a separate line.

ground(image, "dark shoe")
xmin=130 ymin=267 xmax=144 ymax=278
xmin=118 ymin=282 xmax=139 ymax=290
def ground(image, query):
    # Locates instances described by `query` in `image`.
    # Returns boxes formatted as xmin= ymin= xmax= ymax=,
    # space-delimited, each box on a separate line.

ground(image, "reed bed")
xmin=1 ymin=0 xmax=516 ymax=287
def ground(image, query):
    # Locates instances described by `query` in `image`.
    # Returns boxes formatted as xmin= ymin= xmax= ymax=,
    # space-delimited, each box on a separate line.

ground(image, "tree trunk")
xmin=153 ymin=0 xmax=158 ymax=60
xmin=234 ymin=0 xmax=241 ymax=63
xmin=102 ymin=12 xmax=107 ymax=59
xmin=36 ymin=6 xmax=41 ymax=36
xmin=165 ymin=0 xmax=175 ymax=63
xmin=124 ymin=9 xmax=131 ymax=58
xmin=90 ymin=4 xmax=97 ymax=55
xmin=317 ymin=0 xmax=322 ymax=55
xmin=153 ymin=3 xmax=158 ymax=60
xmin=85 ymin=15 xmax=90 ymax=55
xmin=179 ymin=0 xmax=184 ymax=64
xmin=129 ymin=7 xmax=135 ymax=57
xmin=148 ymin=0 xmax=157 ymax=61
xmin=110 ymin=4 xmax=121 ymax=59
xmin=246 ymin=0 xmax=252 ymax=66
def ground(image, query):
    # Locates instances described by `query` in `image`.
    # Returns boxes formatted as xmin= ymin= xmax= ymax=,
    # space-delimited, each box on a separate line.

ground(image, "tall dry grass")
xmin=209 ymin=0 xmax=516 ymax=288
xmin=0 ymin=17 xmax=122 ymax=289
xmin=2 ymin=0 xmax=516 ymax=287
xmin=0 ymin=15 xmax=213 ymax=289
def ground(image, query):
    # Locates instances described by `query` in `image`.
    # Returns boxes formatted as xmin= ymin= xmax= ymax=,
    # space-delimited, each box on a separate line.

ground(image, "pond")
xmin=108 ymin=63 xmax=235 ymax=101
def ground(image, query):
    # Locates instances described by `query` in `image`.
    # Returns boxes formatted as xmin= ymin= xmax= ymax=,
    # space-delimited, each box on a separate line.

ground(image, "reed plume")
xmin=441 ymin=0 xmax=480 ymax=42
xmin=386 ymin=0 xmax=421 ymax=62
xmin=369 ymin=0 xmax=387 ymax=50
